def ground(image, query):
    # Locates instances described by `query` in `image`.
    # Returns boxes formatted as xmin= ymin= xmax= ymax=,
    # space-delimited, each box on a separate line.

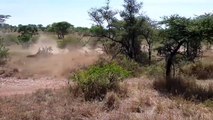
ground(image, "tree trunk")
xmin=186 ymin=42 xmax=191 ymax=60
xmin=166 ymin=55 xmax=173 ymax=90
xmin=57 ymin=33 xmax=60 ymax=39
xmin=62 ymin=34 xmax=64 ymax=39
xmin=165 ymin=40 xmax=186 ymax=90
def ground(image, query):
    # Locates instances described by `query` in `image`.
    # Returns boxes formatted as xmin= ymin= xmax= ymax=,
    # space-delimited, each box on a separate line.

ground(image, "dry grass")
xmin=103 ymin=92 xmax=120 ymax=111
xmin=181 ymin=62 xmax=213 ymax=80
xmin=153 ymin=77 xmax=213 ymax=101
xmin=1 ymin=46 xmax=213 ymax=119
xmin=2 ymin=78 xmax=213 ymax=120
xmin=0 ymin=88 xmax=102 ymax=120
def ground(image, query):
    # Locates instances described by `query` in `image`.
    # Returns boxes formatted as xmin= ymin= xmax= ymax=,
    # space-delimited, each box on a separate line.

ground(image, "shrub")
xmin=0 ymin=37 xmax=9 ymax=65
xmin=73 ymin=63 xmax=131 ymax=101
xmin=2 ymin=34 xmax=19 ymax=45
xmin=113 ymin=55 xmax=143 ymax=77
xmin=18 ymin=34 xmax=39 ymax=48
xmin=181 ymin=62 xmax=213 ymax=80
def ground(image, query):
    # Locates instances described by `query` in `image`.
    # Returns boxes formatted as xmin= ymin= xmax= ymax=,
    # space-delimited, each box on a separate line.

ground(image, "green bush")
xmin=18 ymin=34 xmax=39 ymax=48
xmin=181 ymin=62 xmax=213 ymax=80
xmin=0 ymin=37 xmax=9 ymax=64
xmin=73 ymin=63 xmax=131 ymax=101
xmin=113 ymin=55 xmax=143 ymax=77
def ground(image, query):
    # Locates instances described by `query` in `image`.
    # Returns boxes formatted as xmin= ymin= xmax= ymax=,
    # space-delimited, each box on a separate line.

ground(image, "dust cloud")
xmin=7 ymin=34 xmax=103 ymax=79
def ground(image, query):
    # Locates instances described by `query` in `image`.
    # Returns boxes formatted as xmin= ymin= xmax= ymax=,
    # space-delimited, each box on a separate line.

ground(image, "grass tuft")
xmin=181 ymin=62 xmax=213 ymax=80
xmin=154 ymin=77 xmax=213 ymax=101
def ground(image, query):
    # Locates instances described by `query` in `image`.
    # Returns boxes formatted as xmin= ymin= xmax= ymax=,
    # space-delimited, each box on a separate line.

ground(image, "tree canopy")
xmin=17 ymin=24 xmax=38 ymax=47
xmin=0 ymin=15 xmax=11 ymax=24
xmin=158 ymin=14 xmax=213 ymax=89
xmin=48 ymin=21 xmax=73 ymax=39
xmin=89 ymin=0 xmax=148 ymax=62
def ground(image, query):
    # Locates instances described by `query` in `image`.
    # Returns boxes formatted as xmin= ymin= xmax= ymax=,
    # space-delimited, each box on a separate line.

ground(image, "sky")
xmin=0 ymin=0 xmax=212 ymax=27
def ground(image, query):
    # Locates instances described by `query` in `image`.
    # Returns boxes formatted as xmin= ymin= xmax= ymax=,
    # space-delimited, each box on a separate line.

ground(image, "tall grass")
xmin=154 ymin=77 xmax=213 ymax=101
xmin=181 ymin=62 xmax=213 ymax=80
xmin=143 ymin=63 xmax=165 ymax=78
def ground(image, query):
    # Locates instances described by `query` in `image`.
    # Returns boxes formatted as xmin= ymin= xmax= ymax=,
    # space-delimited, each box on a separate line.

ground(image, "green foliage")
xmin=158 ymin=14 xmax=213 ymax=85
xmin=37 ymin=24 xmax=45 ymax=31
xmin=18 ymin=33 xmax=32 ymax=43
xmin=158 ymin=15 xmax=192 ymax=59
xmin=90 ymin=26 xmax=105 ymax=36
xmin=17 ymin=24 xmax=39 ymax=47
xmin=18 ymin=24 xmax=38 ymax=35
xmin=0 ymin=37 xmax=9 ymax=64
xmin=181 ymin=62 xmax=213 ymax=80
xmin=49 ymin=21 xmax=73 ymax=39
xmin=113 ymin=55 xmax=142 ymax=77
xmin=144 ymin=64 xmax=165 ymax=78
xmin=73 ymin=63 xmax=131 ymax=100
xmin=89 ymin=0 xmax=147 ymax=62
xmin=0 ymin=15 xmax=11 ymax=23
xmin=17 ymin=34 xmax=39 ymax=48
xmin=159 ymin=13 xmax=213 ymax=62
xmin=194 ymin=13 xmax=213 ymax=43
xmin=74 ymin=27 xmax=90 ymax=36
xmin=140 ymin=16 xmax=158 ymax=65
xmin=0 ymin=15 xmax=14 ymax=32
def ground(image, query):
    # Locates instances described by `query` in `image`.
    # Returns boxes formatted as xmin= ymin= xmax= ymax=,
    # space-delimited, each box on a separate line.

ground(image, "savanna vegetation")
xmin=0 ymin=0 xmax=213 ymax=119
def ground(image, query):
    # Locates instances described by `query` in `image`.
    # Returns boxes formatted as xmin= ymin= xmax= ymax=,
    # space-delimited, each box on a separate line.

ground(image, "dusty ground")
xmin=7 ymin=34 xmax=101 ymax=78
xmin=0 ymin=34 xmax=101 ymax=97
xmin=0 ymin=78 xmax=212 ymax=120
xmin=0 ymin=77 xmax=67 ymax=96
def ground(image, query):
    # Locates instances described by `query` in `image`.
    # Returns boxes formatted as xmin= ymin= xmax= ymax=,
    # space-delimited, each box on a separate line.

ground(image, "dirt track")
xmin=0 ymin=77 xmax=67 ymax=97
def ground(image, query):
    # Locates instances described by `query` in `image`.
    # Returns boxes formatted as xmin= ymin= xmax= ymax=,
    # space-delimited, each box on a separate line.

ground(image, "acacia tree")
xmin=17 ymin=24 xmax=38 ymax=47
xmin=0 ymin=15 xmax=10 ymax=24
xmin=0 ymin=15 xmax=11 ymax=32
xmin=159 ymin=14 xmax=213 ymax=90
xmin=0 ymin=15 xmax=10 ymax=64
xmin=89 ymin=0 xmax=146 ymax=62
xmin=37 ymin=24 xmax=45 ymax=31
xmin=50 ymin=22 xmax=73 ymax=39
xmin=140 ymin=16 xmax=158 ymax=65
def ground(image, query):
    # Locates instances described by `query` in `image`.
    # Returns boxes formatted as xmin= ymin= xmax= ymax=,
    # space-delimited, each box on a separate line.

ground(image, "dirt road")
xmin=0 ymin=77 xmax=67 ymax=97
